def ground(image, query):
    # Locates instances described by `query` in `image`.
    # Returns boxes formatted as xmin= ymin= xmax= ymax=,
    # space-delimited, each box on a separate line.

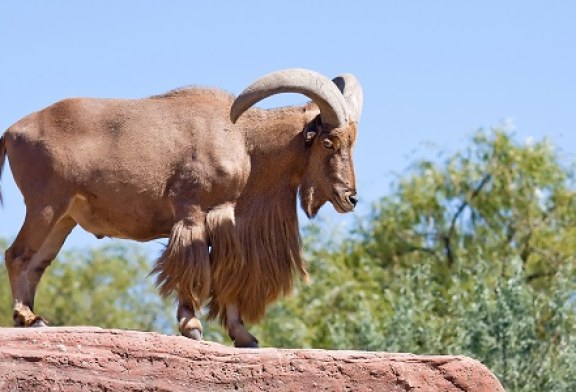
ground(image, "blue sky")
xmin=1 ymin=1 xmax=575 ymax=251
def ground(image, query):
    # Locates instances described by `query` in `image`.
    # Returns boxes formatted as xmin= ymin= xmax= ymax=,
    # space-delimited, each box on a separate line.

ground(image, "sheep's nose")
xmin=347 ymin=194 xmax=358 ymax=207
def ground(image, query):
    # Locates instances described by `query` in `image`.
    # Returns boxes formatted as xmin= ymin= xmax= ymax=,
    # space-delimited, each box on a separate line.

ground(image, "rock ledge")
xmin=0 ymin=327 xmax=505 ymax=391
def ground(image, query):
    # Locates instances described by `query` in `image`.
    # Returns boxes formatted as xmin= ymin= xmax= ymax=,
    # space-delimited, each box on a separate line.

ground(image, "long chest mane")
xmin=205 ymin=189 xmax=307 ymax=323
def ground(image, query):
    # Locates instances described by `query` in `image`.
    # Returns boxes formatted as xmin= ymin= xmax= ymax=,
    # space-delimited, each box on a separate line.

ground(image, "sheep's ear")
xmin=304 ymin=115 xmax=323 ymax=145
xmin=305 ymin=130 xmax=317 ymax=143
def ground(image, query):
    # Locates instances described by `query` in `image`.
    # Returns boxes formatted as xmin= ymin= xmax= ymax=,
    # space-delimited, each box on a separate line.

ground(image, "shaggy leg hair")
xmin=152 ymin=219 xmax=210 ymax=310
xmin=205 ymin=204 xmax=242 ymax=325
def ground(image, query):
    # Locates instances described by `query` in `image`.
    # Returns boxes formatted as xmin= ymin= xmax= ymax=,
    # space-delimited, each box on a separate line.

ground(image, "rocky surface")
xmin=0 ymin=327 xmax=505 ymax=391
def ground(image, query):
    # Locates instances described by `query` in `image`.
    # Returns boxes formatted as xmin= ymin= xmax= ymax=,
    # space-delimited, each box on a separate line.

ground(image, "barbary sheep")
xmin=0 ymin=68 xmax=362 ymax=347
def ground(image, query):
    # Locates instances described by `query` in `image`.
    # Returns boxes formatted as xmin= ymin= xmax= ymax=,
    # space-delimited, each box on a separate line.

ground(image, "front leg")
xmin=152 ymin=212 xmax=210 ymax=338
xmin=177 ymin=294 xmax=203 ymax=340
xmin=226 ymin=303 xmax=259 ymax=348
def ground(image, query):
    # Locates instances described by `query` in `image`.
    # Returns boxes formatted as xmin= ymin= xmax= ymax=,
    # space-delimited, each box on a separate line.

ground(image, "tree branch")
xmin=444 ymin=173 xmax=492 ymax=267
xmin=525 ymin=270 xmax=557 ymax=283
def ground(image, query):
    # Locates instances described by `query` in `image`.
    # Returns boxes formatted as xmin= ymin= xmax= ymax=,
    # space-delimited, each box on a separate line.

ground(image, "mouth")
xmin=332 ymin=190 xmax=357 ymax=213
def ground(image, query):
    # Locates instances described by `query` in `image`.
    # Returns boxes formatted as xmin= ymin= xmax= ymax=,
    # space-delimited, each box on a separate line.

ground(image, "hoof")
xmin=235 ymin=341 xmax=259 ymax=348
xmin=30 ymin=318 xmax=48 ymax=328
xmin=179 ymin=317 xmax=203 ymax=340
xmin=234 ymin=337 xmax=259 ymax=348
xmin=181 ymin=327 xmax=203 ymax=340
xmin=13 ymin=318 xmax=25 ymax=328
xmin=13 ymin=303 xmax=47 ymax=328
xmin=13 ymin=316 xmax=48 ymax=328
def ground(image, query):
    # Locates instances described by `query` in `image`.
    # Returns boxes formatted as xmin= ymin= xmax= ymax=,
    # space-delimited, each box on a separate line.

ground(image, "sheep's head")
xmin=299 ymin=115 xmax=358 ymax=217
xmin=230 ymin=69 xmax=363 ymax=218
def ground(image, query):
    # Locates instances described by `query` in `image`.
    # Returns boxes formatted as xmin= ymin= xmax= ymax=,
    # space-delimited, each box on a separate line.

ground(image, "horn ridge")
xmin=231 ymin=68 xmax=349 ymax=127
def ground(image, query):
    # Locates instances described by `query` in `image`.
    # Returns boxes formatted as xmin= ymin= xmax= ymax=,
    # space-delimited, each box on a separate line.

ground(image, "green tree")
xmin=254 ymin=130 xmax=576 ymax=391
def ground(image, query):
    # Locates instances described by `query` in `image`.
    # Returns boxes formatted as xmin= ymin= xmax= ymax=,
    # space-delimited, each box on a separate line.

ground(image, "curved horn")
xmin=332 ymin=73 xmax=363 ymax=122
xmin=230 ymin=68 xmax=349 ymax=127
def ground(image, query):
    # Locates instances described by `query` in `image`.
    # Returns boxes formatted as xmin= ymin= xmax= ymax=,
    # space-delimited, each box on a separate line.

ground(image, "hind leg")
xmin=5 ymin=206 xmax=75 ymax=327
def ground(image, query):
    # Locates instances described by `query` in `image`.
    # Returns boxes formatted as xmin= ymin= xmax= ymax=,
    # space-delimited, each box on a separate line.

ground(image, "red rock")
xmin=0 ymin=327 xmax=505 ymax=391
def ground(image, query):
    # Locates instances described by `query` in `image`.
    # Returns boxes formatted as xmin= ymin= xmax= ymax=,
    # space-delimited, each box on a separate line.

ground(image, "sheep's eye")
xmin=323 ymin=139 xmax=334 ymax=149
